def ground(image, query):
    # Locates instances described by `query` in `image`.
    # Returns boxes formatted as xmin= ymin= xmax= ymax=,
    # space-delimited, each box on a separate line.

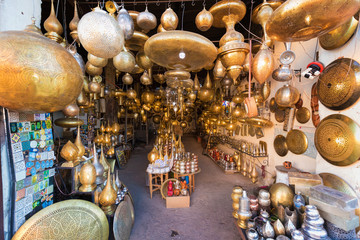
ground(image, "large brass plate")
xmin=286 ymin=129 xmax=308 ymax=155
xmin=318 ymin=58 xmax=360 ymax=110
xmin=114 ymin=195 xmax=135 ymax=240
xmin=12 ymin=200 xmax=109 ymax=240
xmin=266 ymin=0 xmax=360 ymax=42
xmin=209 ymin=0 xmax=246 ymax=28
xmin=144 ymin=31 xmax=217 ymax=71
xmin=319 ymin=16 xmax=358 ymax=50
xmin=315 ymin=114 xmax=360 ymax=166
xmin=275 ymin=108 xmax=285 ymax=123
xmin=274 ymin=135 xmax=288 ymax=157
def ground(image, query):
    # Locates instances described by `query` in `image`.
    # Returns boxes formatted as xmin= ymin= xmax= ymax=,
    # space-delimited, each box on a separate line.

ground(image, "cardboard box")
xmin=166 ymin=195 xmax=190 ymax=208
xmin=288 ymin=172 xmax=322 ymax=197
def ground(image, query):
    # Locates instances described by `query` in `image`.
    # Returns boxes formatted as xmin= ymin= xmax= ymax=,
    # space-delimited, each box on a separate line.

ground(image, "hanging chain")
xmin=181 ymin=1 xmax=185 ymax=30
xmin=156 ymin=0 xmax=160 ymax=6
xmin=202 ymin=0 xmax=206 ymax=7
xmin=191 ymin=0 xmax=195 ymax=6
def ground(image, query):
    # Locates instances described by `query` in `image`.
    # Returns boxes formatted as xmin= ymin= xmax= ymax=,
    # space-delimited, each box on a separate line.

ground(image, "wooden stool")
xmin=148 ymin=172 xmax=168 ymax=199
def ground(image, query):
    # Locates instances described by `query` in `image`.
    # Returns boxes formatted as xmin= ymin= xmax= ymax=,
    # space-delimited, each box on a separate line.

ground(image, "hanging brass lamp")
xmin=44 ymin=0 xmax=63 ymax=43
xmin=161 ymin=7 xmax=178 ymax=30
xmin=69 ymin=0 xmax=80 ymax=43
xmin=252 ymin=44 xmax=275 ymax=84
xmin=195 ymin=7 xmax=214 ymax=31
xmin=198 ymin=71 xmax=215 ymax=102
xmin=78 ymin=7 xmax=124 ymax=58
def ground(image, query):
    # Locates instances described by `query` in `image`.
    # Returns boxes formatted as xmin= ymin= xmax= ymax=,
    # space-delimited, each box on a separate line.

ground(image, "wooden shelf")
xmin=204 ymin=153 xmax=236 ymax=175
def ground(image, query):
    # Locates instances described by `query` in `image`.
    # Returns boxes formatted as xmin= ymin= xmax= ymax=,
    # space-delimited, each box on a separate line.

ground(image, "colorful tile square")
xmin=11 ymin=133 xmax=21 ymax=143
xmin=45 ymin=120 xmax=52 ymax=129
xmin=16 ymin=180 xmax=24 ymax=191
xmin=31 ymin=122 xmax=36 ymax=131
xmin=10 ymin=122 xmax=18 ymax=133
xmin=21 ymin=141 xmax=30 ymax=151
xmin=13 ymin=151 xmax=24 ymax=163
xmin=20 ymin=132 xmax=29 ymax=142
xmin=23 ymin=122 xmax=31 ymax=132
xmin=11 ymin=142 xmax=22 ymax=153
xmin=15 ymin=189 xmax=25 ymax=201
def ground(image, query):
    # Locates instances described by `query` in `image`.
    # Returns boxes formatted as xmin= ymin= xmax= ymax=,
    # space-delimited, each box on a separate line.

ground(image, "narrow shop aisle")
xmin=120 ymin=136 xmax=256 ymax=240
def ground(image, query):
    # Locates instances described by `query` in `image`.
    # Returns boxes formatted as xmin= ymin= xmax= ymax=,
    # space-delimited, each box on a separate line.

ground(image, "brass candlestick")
xmin=231 ymin=186 xmax=243 ymax=219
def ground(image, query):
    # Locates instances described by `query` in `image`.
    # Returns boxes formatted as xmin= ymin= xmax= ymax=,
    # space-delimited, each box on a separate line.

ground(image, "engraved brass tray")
xmin=296 ymin=107 xmax=310 ymax=124
xmin=315 ymin=114 xmax=360 ymax=166
xmin=12 ymin=200 xmax=109 ymax=240
xmin=317 ymin=58 xmax=360 ymax=110
xmin=245 ymin=117 xmax=273 ymax=128
xmin=266 ymin=0 xmax=360 ymax=42
xmin=274 ymin=135 xmax=288 ymax=157
xmin=144 ymin=31 xmax=217 ymax=71
xmin=319 ymin=16 xmax=358 ymax=50
xmin=286 ymin=129 xmax=308 ymax=155
xmin=113 ymin=194 xmax=135 ymax=240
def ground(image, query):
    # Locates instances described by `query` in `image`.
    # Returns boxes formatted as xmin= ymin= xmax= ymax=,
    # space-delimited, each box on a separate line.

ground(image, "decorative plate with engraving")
xmin=12 ymin=200 xmax=109 ymax=240
xmin=114 ymin=194 xmax=135 ymax=240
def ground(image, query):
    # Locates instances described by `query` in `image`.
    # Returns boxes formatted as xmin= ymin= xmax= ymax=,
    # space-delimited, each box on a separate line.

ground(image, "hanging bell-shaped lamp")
xmin=78 ymin=7 xmax=124 ymax=58
xmin=86 ymin=61 xmax=103 ymax=76
xmin=122 ymin=73 xmax=133 ymax=85
xmin=275 ymin=84 xmax=300 ymax=108
xmin=136 ymin=50 xmax=153 ymax=70
xmin=88 ymin=53 xmax=108 ymax=68
xmin=68 ymin=46 xmax=85 ymax=74
xmin=140 ymin=70 xmax=152 ymax=85
xmin=194 ymin=73 xmax=201 ymax=92
xmin=117 ymin=7 xmax=134 ymax=40
xmin=195 ymin=7 xmax=213 ymax=31
xmin=161 ymin=7 xmax=178 ymax=30
xmin=198 ymin=71 xmax=214 ymax=102
xmin=113 ymin=47 xmax=136 ymax=73
xmin=62 ymin=103 xmax=80 ymax=117
xmin=252 ymin=44 xmax=275 ymax=84
xmin=213 ymin=58 xmax=226 ymax=81
xmin=137 ymin=6 xmax=157 ymax=31
xmin=44 ymin=0 xmax=63 ymax=43
xmin=69 ymin=0 xmax=80 ymax=43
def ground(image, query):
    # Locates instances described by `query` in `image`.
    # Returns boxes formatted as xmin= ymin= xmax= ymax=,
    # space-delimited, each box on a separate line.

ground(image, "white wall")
xmin=0 ymin=0 xmax=42 ymax=31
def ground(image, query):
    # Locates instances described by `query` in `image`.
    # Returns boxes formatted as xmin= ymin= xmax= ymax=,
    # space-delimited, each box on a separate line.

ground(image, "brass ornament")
xmin=54 ymin=118 xmax=84 ymax=128
xmin=113 ymin=48 xmax=136 ymax=73
xmin=99 ymin=172 xmax=117 ymax=215
xmin=153 ymin=74 xmax=166 ymax=84
xmin=266 ymin=0 xmax=360 ymax=42
xmin=161 ymin=7 xmax=178 ymax=31
xmin=12 ymin=200 xmax=109 ymax=240
xmin=44 ymin=0 xmax=63 ymax=43
xmin=100 ymin=145 xmax=110 ymax=173
xmin=209 ymin=0 xmax=246 ymax=28
xmin=317 ymin=58 xmax=360 ymax=110
xmin=261 ymin=82 xmax=271 ymax=101
xmin=137 ymin=6 xmax=157 ymax=32
xmin=231 ymin=186 xmax=243 ymax=219
xmin=274 ymin=219 xmax=286 ymax=236
xmin=86 ymin=62 xmax=103 ymax=76
xmin=78 ymin=7 xmax=124 ymax=58
xmin=125 ymin=31 xmax=149 ymax=52
xmin=195 ymin=7 xmax=214 ymax=32
xmin=113 ymin=195 xmax=135 ymax=240
xmin=198 ymin=71 xmax=215 ymax=102
xmin=315 ymin=114 xmax=360 ymax=166
xmin=246 ymin=117 xmax=273 ymax=128
xmin=275 ymin=84 xmax=300 ymax=108
xmin=62 ymin=103 xmax=80 ymax=117
xmin=144 ymin=31 xmax=217 ymax=72
xmin=69 ymin=0 xmax=80 ymax=43
xmin=140 ymin=70 xmax=152 ymax=85
xmin=319 ymin=16 xmax=358 ymax=50
xmin=213 ymin=58 xmax=226 ymax=80
xmin=141 ymin=90 xmax=155 ymax=104
xmin=77 ymin=90 xmax=89 ymax=106
xmin=136 ymin=50 xmax=153 ymax=70
xmin=157 ymin=24 xmax=166 ymax=33
xmin=60 ymin=141 xmax=79 ymax=167
xmin=75 ymin=127 xmax=85 ymax=160
xmin=88 ymin=53 xmax=108 ymax=68
xmin=148 ymin=146 xmax=159 ymax=163
xmin=122 ymin=73 xmax=134 ymax=85
xmin=252 ymin=45 xmax=275 ymax=84
xmin=286 ymin=129 xmax=308 ymax=155
xmin=79 ymin=160 xmax=97 ymax=192
xmin=275 ymin=108 xmax=285 ymax=123
xmin=88 ymin=78 xmax=102 ymax=93
xmin=126 ymin=89 xmax=137 ymax=99
xmin=269 ymin=97 xmax=277 ymax=113
xmin=68 ymin=46 xmax=85 ymax=74
xmin=296 ymin=107 xmax=310 ymax=124
xmin=0 ymin=29 xmax=83 ymax=112
xmin=269 ymin=183 xmax=294 ymax=209
xmin=112 ymin=122 xmax=121 ymax=135
xmin=274 ymin=135 xmax=288 ymax=157
xmin=117 ymin=7 xmax=134 ymax=40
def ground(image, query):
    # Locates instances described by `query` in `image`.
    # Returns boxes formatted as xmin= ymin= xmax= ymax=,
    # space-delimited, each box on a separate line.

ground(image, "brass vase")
xmin=44 ymin=0 xmax=63 ymax=43
xmin=69 ymin=0 xmax=80 ymax=43
xmin=237 ymin=190 xmax=252 ymax=229
xmin=99 ymin=171 xmax=117 ymax=215
xmin=100 ymin=144 xmax=110 ymax=175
